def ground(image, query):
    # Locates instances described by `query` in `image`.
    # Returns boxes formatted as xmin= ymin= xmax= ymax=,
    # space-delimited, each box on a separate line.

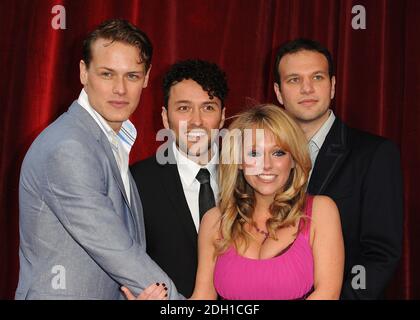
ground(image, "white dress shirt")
xmin=173 ymin=142 xmax=219 ymax=232
xmin=77 ymin=89 xmax=136 ymax=204
xmin=308 ymin=110 xmax=336 ymax=181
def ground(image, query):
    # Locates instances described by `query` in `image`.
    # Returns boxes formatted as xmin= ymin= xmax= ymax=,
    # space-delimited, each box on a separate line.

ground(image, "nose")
xmin=112 ymin=76 xmax=126 ymax=95
xmin=263 ymin=152 xmax=273 ymax=171
xmin=190 ymin=107 xmax=202 ymax=127
xmin=300 ymin=77 xmax=315 ymax=94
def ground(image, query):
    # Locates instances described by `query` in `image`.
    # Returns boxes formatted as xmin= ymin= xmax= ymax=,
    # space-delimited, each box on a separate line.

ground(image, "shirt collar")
xmin=173 ymin=141 xmax=218 ymax=186
xmin=309 ymin=109 xmax=336 ymax=150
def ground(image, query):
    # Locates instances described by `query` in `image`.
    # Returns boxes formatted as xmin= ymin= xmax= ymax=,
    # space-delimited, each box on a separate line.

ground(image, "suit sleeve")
xmin=341 ymin=140 xmax=403 ymax=299
xmin=43 ymin=139 xmax=184 ymax=299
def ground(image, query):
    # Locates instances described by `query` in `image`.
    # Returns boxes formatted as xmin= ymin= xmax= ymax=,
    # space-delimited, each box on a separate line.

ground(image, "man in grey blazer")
xmin=16 ymin=19 xmax=182 ymax=300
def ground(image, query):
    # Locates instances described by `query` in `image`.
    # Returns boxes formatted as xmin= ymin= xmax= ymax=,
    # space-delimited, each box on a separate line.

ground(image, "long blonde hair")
xmin=216 ymin=104 xmax=311 ymax=254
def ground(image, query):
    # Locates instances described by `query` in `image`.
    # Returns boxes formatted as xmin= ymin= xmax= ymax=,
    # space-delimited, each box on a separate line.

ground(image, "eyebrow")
xmin=174 ymin=100 xmax=219 ymax=105
xmin=98 ymin=67 xmax=144 ymax=74
xmin=284 ymin=73 xmax=300 ymax=78
xmin=284 ymin=70 xmax=328 ymax=78
xmin=174 ymin=100 xmax=192 ymax=104
xmin=202 ymin=101 xmax=219 ymax=105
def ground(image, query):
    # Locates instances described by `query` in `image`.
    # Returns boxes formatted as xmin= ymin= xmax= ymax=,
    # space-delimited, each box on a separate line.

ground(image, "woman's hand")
xmin=121 ymin=283 xmax=168 ymax=300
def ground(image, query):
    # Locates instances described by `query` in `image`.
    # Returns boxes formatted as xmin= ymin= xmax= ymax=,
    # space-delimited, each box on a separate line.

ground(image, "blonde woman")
xmin=124 ymin=104 xmax=344 ymax=300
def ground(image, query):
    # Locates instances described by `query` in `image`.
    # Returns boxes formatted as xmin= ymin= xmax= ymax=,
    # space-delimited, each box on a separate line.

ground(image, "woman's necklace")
xmin=253 ymin=223 xmax=269 ymax=241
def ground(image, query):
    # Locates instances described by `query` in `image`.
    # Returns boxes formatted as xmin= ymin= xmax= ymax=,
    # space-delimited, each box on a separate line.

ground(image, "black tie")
xmin=196 ymin=168 xmax=216 ymax=221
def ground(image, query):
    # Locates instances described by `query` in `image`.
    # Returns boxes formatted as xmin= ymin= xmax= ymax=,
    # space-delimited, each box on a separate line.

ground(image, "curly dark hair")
xmin=163 ymin=59 xmax=228 ymax=108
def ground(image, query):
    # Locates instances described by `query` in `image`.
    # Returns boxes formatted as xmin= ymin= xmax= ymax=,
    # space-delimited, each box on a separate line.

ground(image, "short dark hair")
xmin=273 ymin=38 xmax=334 ymax=84
xmin=163 ymin=59 xmax=228 ymax=108
xmin=82 ymin=19 xmax=153 ymax=71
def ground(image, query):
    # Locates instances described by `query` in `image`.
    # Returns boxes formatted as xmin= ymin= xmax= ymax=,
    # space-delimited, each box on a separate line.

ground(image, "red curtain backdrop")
xmin=1 ymin=0 xmax=419 ymax=299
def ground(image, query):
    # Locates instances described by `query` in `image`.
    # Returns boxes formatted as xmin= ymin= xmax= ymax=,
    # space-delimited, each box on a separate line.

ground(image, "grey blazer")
xmin=16 ymin=101 xmax=183 ymax=300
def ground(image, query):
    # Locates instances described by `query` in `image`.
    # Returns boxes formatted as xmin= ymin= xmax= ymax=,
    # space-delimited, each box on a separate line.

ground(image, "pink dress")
xmin=213 ymin=196 xmax=314 ymax=300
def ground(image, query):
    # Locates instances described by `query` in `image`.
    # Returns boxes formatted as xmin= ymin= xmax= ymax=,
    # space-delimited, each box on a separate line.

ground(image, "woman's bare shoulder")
xmin=311 ymin=195 xmax=341 ymax=226
xmin=307 ymin=195 xmax=342 ymax=246
xmin=312 ymin=196 xmax=339 ymax=221
xmin=200 ymin=207 xmax=222 ymax=234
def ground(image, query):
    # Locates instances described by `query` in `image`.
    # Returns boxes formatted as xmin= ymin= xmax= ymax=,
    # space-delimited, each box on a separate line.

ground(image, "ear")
xmin=80 ymin=60 xmax=88 ymax=86
xmin=330 ymin=76 xmax=336 ymax=100
xmin=219 ymin=107 xmax=226 ymax=129
xmin=274 ymin=82 xmax=284 ymax=105
xmin=143 ymin=64 xmax=152 ymax=88
xmin=161 ymin=106 xmax=170 ymax=129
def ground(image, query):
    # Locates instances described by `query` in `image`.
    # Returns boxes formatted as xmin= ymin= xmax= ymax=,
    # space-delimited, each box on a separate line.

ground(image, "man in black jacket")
xmin=273 ymin=38 xmax=403 ymax=299
xmin=131 ymin=60 xmax=228 ymax=297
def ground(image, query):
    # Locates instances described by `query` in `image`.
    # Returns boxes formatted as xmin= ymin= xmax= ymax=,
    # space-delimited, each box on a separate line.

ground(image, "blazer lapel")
xmin=67 ymin=101 xmax=135 ymax=224
xmin=98 ymin=133 xmax=131 ymax=205
xmin=128 ymin=171 xmax=144 ymax=243
xmin=92 ymin=117 xmax=141 ymax=243
xmin=158 ymin=146 xmax=198 ymax=247
xmin=308 ymin=118 xmax=350 ymax=194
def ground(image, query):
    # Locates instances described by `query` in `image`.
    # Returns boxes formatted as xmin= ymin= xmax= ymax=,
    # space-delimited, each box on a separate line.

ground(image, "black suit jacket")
xmin=131 ymin=149 xmax=198 ymax=297
xmin=308 ymin=117 xmax=403 ymax=299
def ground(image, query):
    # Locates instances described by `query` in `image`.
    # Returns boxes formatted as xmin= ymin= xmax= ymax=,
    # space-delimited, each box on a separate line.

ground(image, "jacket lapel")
xmin=158 ymin=146 xmax=198 ymax=248
xmin=98 ymin=133 xmax=131 ymax=206
xmin=128 ymin=171 xmax=144 ymax=243
xmin=95 ymin=123 xmax=140 ymax=242
xmin=308 ymin=118 xmax=350 ymax=194
xmin=67 ymin=101 xmax=136 ymax=227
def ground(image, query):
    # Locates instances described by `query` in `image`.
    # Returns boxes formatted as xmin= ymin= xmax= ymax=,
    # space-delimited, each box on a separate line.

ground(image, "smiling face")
xmin=242 ymin=128 xmax=295 ymax=203
xmin=274 ymin=50 xmax=335 ymax=132
xmin=162 ymin=79 xmax=225 ymax=160
xmin=80 ymin=38 xmax=150 ymax=132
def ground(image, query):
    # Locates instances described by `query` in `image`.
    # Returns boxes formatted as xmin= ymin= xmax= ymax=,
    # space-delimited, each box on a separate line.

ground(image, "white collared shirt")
xmin=173 ymin=142 xmax=219 ymax=232
xmin=308 ymin=109 xmax=336 ymax=180
xmin=77 ymin=89 xmax=137 ymax=204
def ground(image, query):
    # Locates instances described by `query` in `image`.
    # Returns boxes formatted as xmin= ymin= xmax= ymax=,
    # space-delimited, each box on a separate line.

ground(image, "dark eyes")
xmin=203 ymin=104 xmax=216 ymax=111
xmin=101 ymin=72 xmax=112 ymax=78
xmin=176 ymin=105 xmax=217 ymax=112
xmin=286 ymin=75 xmax=324 ymax=83
xmin=178 ymin=105 xmax=189 ymax=111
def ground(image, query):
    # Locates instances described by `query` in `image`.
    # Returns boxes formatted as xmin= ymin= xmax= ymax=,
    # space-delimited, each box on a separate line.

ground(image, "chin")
xmin=107 ymin=113 xmax=131 ymax=123
xmin=255 ymin=188 xmax=277 ymax=197
xmin=186 ymin=144 xmax=212 ymax=156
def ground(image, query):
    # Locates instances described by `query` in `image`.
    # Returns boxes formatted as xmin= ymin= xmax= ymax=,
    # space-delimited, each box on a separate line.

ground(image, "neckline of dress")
xmin=230 ymin=233 xmax=302 ymax=261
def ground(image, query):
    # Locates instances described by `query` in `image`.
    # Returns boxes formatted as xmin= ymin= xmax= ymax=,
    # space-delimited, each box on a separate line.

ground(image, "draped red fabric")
xmin=1 ymin=0 xmax=419 ymax=299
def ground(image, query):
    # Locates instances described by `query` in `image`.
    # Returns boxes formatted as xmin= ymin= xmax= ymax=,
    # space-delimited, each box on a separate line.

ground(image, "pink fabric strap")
xmin=302 ymin=195 xmax=314 ymax=238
